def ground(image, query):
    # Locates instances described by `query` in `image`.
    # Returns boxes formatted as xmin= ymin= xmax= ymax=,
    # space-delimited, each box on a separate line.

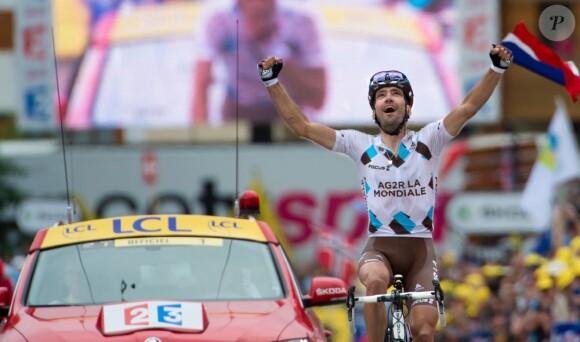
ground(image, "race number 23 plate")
xmin=101 ymin=301 xmax=207 ymax=335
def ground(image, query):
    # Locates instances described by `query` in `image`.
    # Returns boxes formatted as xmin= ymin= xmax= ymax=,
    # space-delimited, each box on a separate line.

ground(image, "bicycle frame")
xmin=388 ymin=275 xmax=408 ymax=341
xmin=346 ymin=275 xmax=446 ymax=342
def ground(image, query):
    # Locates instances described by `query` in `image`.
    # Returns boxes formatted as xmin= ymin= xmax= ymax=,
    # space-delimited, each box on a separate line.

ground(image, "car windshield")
xmin=26 ymin=237 xmax=285 ymax=306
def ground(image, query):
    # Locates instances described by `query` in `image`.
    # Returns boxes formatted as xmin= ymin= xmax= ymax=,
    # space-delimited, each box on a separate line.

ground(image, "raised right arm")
xmin=260 ymin=57 xmax=336 ymax=150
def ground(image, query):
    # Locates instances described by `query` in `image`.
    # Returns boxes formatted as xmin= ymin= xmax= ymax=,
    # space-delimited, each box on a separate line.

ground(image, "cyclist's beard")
xmin=375 ymin=107 xmax=410 ymax=136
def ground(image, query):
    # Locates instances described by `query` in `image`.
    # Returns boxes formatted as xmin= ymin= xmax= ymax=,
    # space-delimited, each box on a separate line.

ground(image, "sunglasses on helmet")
xmin=369 ymin=71 xmax=410 ymax=87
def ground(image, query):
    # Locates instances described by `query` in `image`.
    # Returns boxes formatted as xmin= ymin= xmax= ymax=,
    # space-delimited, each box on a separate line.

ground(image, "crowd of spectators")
xmin=434 ymin=193 xmax=580 ymax=342
xmin=435 ymin=238 xmax=579 ymax=341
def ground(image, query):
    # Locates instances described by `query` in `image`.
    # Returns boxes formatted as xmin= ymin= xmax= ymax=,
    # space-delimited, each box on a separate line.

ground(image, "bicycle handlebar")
xmin=355 ymin=290 xmax=436 ymax=303
xmin=346 ymin=279 xmax=447 ymax=329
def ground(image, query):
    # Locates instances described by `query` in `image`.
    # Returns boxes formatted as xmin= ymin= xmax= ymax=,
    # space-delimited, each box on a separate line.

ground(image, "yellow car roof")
xmin=39 ymin=215 xmax=267 ymax=249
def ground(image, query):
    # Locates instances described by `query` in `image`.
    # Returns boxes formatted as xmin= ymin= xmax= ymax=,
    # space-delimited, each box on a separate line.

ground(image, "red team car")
xmin=0 ymin=198 xmax=348 ymax=341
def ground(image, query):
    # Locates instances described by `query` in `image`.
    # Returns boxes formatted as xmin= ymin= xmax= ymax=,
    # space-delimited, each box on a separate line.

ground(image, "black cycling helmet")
xmin=368 ymin=70 xmax=414 ymax=108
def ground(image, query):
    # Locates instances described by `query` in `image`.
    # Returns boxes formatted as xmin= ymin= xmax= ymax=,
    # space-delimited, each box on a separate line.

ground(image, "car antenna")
xmin=233 ymin=19 xmax=240 ymax=218
xmin=51 ymin=26 xmax=75 ymax=224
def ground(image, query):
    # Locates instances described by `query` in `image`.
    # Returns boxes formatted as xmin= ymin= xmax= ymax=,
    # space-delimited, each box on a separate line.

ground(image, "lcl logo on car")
xmin=62 ymin=224 xmax=96 ymax=239
xmin=208 ymin=220 xmax=241 ymax=232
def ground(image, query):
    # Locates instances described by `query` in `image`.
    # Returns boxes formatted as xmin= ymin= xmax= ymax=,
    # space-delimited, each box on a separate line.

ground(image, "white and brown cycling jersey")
xmin=332 ymin=119 xmax=453 ymax=237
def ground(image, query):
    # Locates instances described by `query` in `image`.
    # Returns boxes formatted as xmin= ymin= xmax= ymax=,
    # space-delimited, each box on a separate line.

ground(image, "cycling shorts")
xmin=359 ymin=237 xmax=439 ymax=308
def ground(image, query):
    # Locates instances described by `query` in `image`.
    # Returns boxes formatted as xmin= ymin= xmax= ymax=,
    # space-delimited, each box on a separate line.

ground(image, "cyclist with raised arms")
xmin=257 ymin=45 xmax=513 ymax=342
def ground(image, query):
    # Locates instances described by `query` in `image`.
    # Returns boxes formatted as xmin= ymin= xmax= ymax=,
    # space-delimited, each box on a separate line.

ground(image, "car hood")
xmin=12 ymin=300 xmax=305 ymax=342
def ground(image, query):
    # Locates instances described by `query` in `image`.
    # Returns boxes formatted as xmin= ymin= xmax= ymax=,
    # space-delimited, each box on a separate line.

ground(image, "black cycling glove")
xmin=257 ymin=62 xmax=283 ymax=87
xmin=490 ymin=44 xmax=513 ymax=73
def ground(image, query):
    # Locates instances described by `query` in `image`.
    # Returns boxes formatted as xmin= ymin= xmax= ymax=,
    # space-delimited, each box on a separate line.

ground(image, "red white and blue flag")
xmin=501 ymin=21 xmax=580 ymax=102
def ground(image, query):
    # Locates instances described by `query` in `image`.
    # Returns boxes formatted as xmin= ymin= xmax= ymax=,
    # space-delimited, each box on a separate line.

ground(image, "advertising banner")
xmin=15 ymin=0 xmax=56 ymax=132
xmin=455 ymin=0 xmax=500 ymax=123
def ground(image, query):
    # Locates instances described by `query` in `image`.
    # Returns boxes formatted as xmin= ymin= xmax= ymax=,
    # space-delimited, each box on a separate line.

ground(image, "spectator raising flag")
xmin=501 ymin=21 xmax=580 ymax=102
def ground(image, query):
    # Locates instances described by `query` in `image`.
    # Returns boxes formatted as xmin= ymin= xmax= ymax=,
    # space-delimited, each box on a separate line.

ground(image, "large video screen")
xmin=56 ymin=0 xmax=459 ymax=129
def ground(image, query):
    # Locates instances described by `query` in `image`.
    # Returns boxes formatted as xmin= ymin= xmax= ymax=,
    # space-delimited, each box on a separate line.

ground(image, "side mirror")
xmin=303 ymin=276 xmax=348 ymax=308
